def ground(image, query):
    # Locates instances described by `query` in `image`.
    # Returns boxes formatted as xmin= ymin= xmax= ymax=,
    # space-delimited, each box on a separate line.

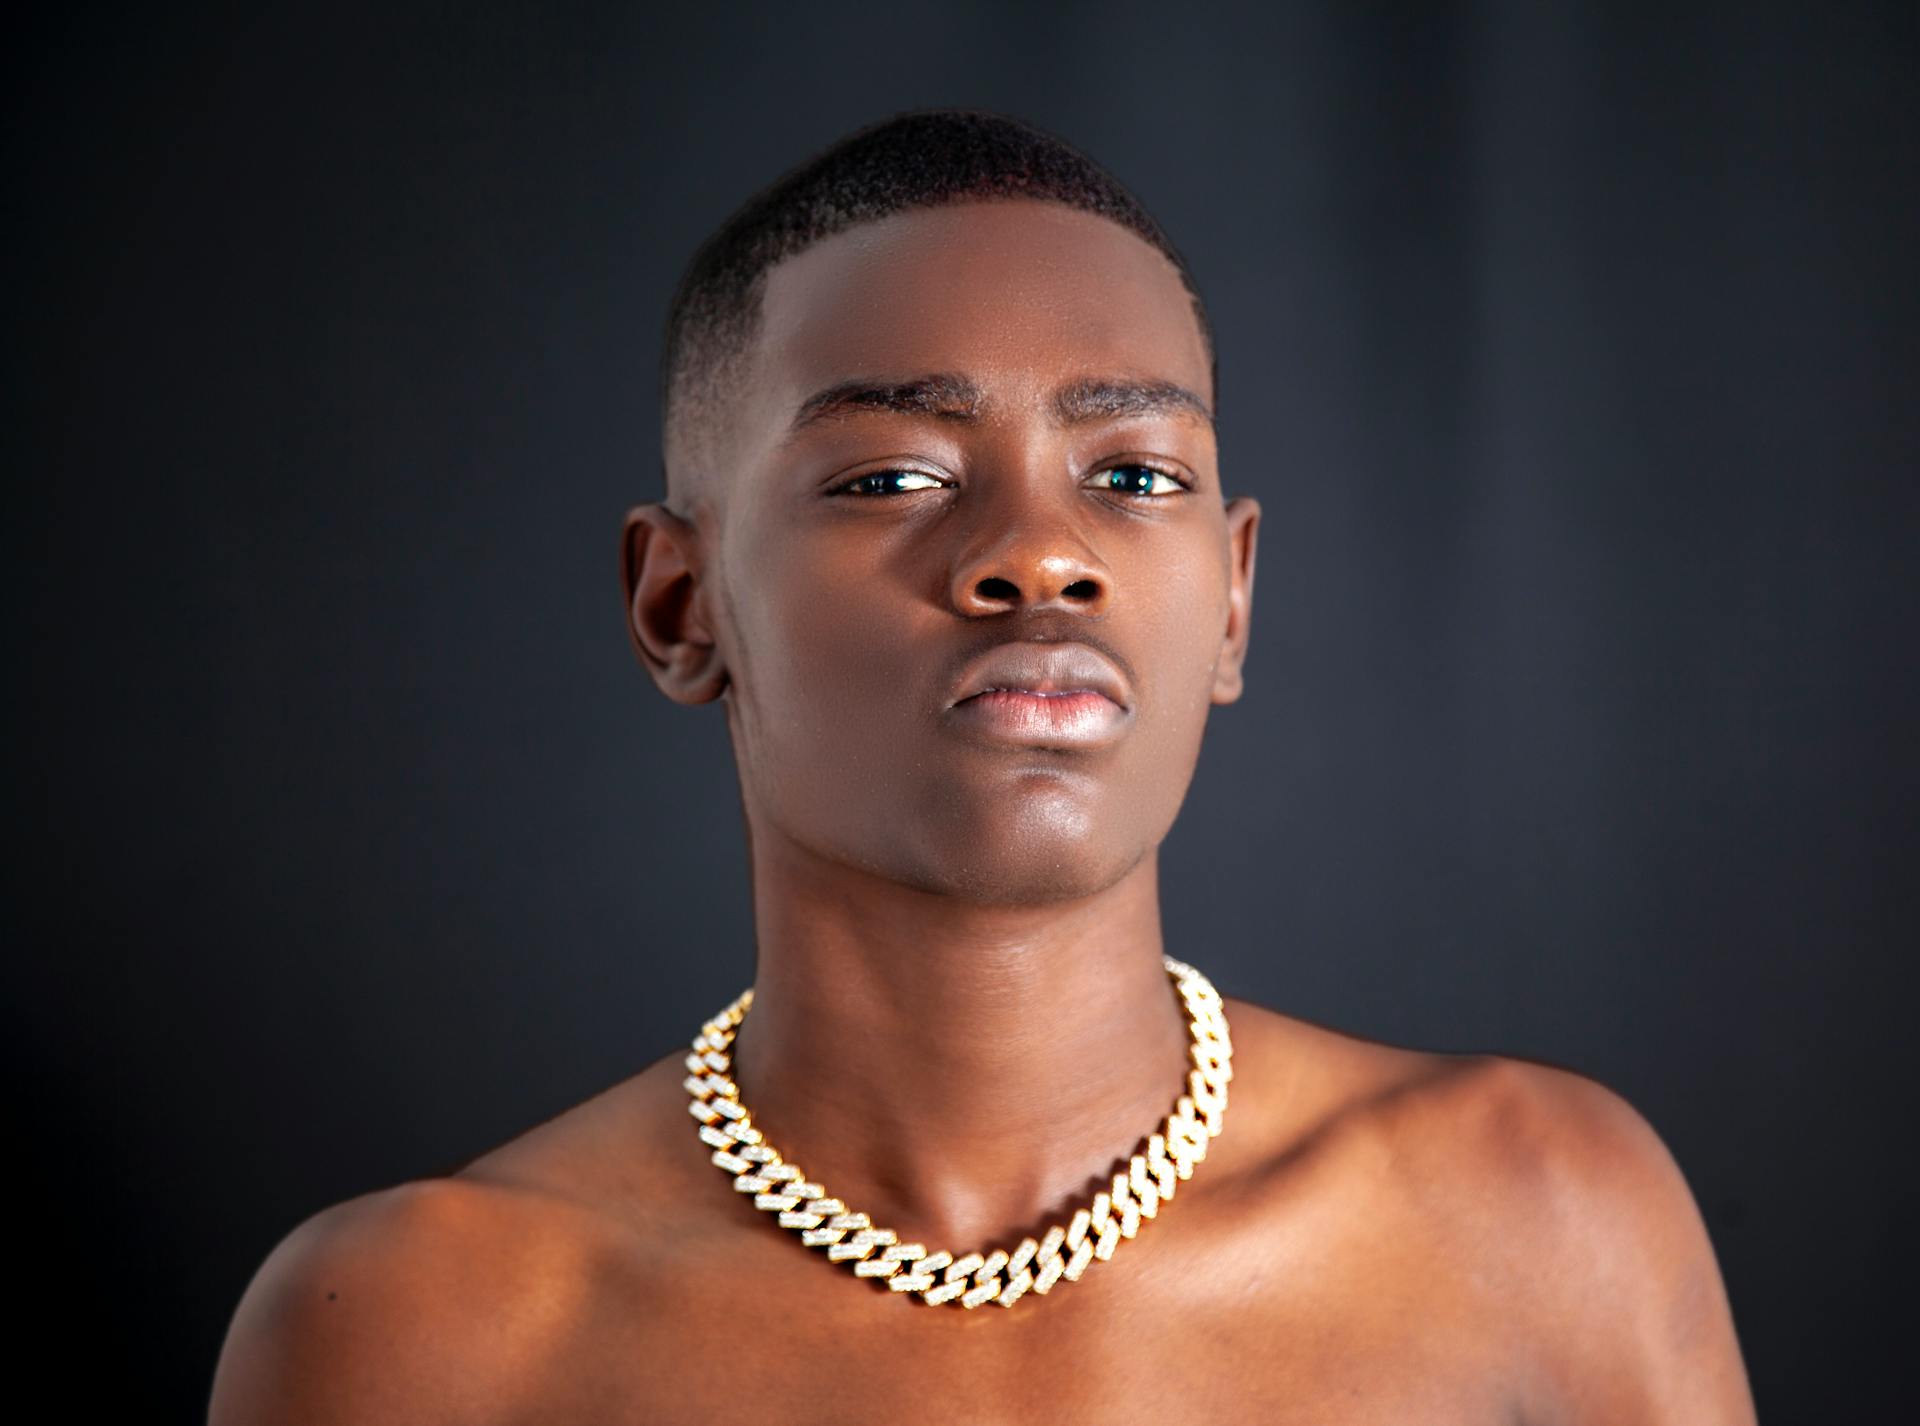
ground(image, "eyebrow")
xmin=786 ymin=372 xmax=1214 ymax=436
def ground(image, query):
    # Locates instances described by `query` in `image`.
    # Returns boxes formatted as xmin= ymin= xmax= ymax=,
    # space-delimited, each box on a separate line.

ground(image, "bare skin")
xmin=210 ymin=200 xmax=1755 ymax=1424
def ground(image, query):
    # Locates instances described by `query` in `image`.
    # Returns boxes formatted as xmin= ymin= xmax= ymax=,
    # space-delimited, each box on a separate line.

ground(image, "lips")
xmin=945 ymin=641 xmax=1132 ymax=749
xmin=947 ymin=641 xmax=1131 ymax=712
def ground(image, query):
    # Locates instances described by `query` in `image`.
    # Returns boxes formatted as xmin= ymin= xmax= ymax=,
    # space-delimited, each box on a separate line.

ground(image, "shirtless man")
xmin=209 ymin=109 xmax=1755 ymax=1424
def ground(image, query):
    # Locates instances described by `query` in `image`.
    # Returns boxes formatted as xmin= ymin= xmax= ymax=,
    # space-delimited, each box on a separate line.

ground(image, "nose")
xmin=947 ymin=509 xmax=1114 ymax=618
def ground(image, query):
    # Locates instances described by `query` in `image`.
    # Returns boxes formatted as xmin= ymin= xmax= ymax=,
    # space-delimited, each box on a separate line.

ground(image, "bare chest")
xmin=531 ymin=1235 xmax=1519 ymax=1426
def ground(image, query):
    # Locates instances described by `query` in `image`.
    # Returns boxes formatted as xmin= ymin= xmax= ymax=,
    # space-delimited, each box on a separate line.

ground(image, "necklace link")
xmin=684 ymin=955 xmax=1232 ymax=1311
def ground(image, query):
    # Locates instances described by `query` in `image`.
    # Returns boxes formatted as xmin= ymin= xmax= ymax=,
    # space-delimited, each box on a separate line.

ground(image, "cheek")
xmin=767 ymin=562 xmax=910 ymax=698
xmin=726 ymin=538 xmax=931 ymax=776
xmin=1134 ymin=547 xmax=1231 ymax=724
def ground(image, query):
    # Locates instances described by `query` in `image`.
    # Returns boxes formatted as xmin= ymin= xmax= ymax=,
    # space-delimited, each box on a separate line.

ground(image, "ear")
xmin=620 ymin=502 xmax=730 ymax=705
xmin=1210 ymin=495 xmax=1261 ymax=705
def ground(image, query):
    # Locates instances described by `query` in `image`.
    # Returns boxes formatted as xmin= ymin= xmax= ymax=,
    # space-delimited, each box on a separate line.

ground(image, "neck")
xmin=726 ymin=828 xmax=1193 ymax=1251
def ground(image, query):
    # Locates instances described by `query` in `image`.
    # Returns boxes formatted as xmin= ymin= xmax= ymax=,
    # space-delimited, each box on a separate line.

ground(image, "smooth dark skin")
xmin=210 ymin=199 xmax=1755 ymax=1424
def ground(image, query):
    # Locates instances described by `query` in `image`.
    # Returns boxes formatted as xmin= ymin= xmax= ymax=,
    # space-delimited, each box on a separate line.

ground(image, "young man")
xmin=211 ymin=109 xmax=1755 ymax=1423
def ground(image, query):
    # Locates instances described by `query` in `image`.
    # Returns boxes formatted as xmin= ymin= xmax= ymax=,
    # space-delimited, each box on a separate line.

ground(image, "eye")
xmin=828 ymin=469 xmax=948 ymax=496
xmin=1091 ymin=463 xmax=1190 ymax=497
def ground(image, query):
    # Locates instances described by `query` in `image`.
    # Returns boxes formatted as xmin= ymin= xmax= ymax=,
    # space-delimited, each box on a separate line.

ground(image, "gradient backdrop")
xmin=10 ymin=3 xmax=1912 ymax=1419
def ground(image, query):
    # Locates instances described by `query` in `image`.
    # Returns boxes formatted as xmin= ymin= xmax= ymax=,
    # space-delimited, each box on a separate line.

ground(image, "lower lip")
xmin=947 ymin=690 xmax=1129 ymax=747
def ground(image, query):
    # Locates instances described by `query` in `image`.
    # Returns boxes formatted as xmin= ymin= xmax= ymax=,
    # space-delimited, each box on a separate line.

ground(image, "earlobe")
xmin=1210 ymin=496 xmax=1261 ymax=705
xmin=621 ymin=503 xmax=730 ymax=705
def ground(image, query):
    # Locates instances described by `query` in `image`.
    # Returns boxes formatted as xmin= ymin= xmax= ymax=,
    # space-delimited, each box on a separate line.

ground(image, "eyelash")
xmin=828 ymin=463 xmax=1193 ymax=499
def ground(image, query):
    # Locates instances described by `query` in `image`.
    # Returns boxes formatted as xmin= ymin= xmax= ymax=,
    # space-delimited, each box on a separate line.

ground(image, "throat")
xmin=722 ymin=943 xmax=1202 ymax=1250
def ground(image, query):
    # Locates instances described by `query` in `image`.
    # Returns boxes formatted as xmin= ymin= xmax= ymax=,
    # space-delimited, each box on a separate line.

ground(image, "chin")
xmin=889 ymin=852 xmax=1135 ymax=906
xmin=891 ymin=799 xmax=1151 ymax=906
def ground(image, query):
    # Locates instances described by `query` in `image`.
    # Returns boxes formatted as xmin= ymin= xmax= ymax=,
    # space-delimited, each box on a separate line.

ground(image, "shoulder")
xmin=1230 ymin=1002 xmax=1753 ymax=1422
xmin=1370 ymin=1050 xmax=1714 ymax=1299
xmin=1364 ymin=1045 xmax=1688 ymax=1220
xmin=209 ymin=1053 xmax=706 ymax=1425
xmin=1411 ymin=1055 xmax=1753 ymax=1421
xmin=1230 ymin=1001 xmax=1706 ymax=1256
xmin=208 ymin=1176 xmax=611 ymax=1426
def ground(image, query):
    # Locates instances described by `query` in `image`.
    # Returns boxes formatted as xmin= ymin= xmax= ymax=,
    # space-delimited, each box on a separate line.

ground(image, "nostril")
xmin=964 ymin=573 xmax=1104 ymax=608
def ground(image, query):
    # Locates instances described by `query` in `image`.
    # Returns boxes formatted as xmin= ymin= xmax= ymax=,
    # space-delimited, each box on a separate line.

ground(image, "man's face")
xmin=691 ymin=198 xmax=1257 ymax=904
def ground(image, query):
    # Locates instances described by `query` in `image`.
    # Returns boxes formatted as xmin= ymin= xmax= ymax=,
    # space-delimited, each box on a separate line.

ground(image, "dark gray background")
xmin=11 ymin=2 xmax=1911 ymax=1419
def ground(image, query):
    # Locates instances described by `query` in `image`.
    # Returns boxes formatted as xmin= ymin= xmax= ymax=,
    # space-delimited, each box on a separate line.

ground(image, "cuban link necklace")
xmin=684 ymin=954 xmax=1232 ymax=1311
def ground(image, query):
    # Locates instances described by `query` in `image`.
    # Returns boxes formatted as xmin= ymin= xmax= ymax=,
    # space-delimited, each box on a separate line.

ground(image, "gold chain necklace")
xmin=684 ymin=955 xmax=1232 ymax=1311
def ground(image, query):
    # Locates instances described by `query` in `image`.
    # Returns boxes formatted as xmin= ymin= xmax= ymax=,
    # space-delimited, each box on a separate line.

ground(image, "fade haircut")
xmin=658 ymin=107 xmax=1217 ymax=514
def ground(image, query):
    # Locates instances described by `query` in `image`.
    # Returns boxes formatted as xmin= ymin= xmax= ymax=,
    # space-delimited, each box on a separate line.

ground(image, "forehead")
xmin=743 ymin=199 xmax=1211 ymax=444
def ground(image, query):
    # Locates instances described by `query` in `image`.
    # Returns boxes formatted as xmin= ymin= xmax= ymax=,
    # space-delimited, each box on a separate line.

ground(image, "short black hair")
xmin=659 ymin=107 xmax=1216 ymax=510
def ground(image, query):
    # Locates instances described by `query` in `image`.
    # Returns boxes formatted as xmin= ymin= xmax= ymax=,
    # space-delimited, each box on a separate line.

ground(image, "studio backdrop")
xmin=10 ymin=2 xmax=1911 ymax=1420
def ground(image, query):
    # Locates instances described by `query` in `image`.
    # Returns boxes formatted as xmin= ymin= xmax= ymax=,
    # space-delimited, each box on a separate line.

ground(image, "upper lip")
xmin=947 ymin=641 xmax=1132 ymax=713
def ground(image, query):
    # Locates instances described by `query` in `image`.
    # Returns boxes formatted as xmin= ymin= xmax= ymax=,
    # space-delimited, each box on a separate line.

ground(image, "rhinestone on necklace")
xmin=684 ymin=955 xmax=1232 ymax=1310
